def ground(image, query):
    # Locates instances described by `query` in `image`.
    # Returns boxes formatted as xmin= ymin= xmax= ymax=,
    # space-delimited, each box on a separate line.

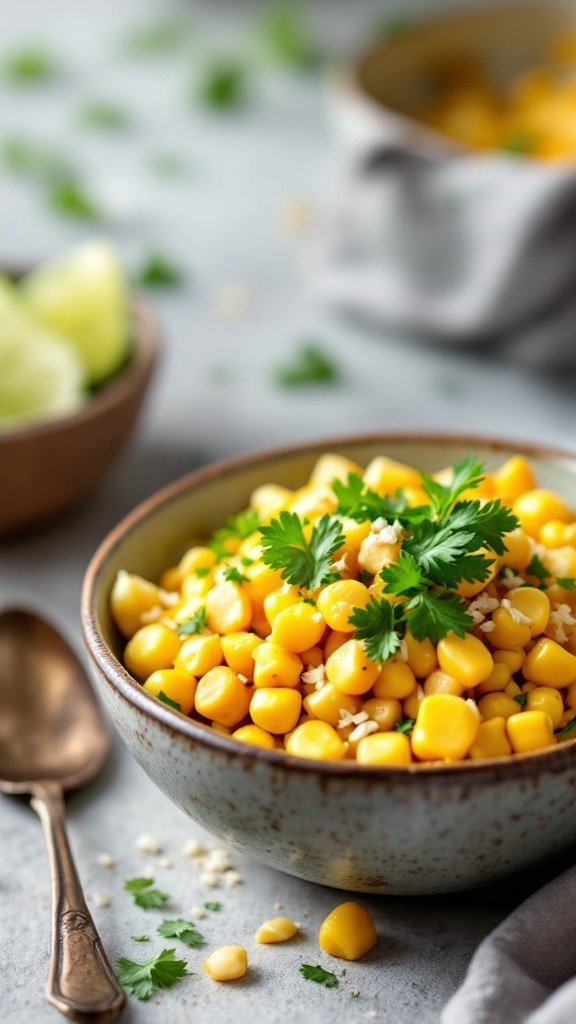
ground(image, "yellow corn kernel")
xmin=204 ymin=946 xmax=247 ymax=982
xmin=476 ymin=663 xmax=511 ymax=696
xmin=232 ymin=724 xmax=275 ymax=749
xmin=493 ymin=648 xmax=526 ymax=673
xmin=324 ymin=629 xmax=349 ymax=659
xmin=124 ymin=623 xmax=181 ymax=680
xmin=339 ymin=516 xmax=371 ymax=551
xmin=469 ymin=717 xmax=512 ymax=759
xmin=513 ymin=490 xmax=572 ymax=538
xmin=238 ymin=532 xmax=263 ymax=563
xmin=174 ymin=597 xmax=204 ymax=626
xmin=499 ymin=528 xmax=532 ymax=571
xmin=289 ymin=484 xmax=335 ymax=520
xmin=211 ymin=721 xmax=231 ymax=735
xmin=195 ymin=666 xmax=251 ymax=727
xmin=143 ymin=668 xmax=197 ymax=715
xmin=405 ymin=632 xmax=438 ymax=678
xmin=251 ymin=609 xmax=271 ymax=640
xmin=362 ymin=696 xmax=402 ymax=730
xmin=319 ymin=902 xmax=377 ymax=961
xmin=270 ymin=602 xmax=325 ymax=653
xmin=526 ymin=686 xmax=564 ymax=728
xmin=544 ymin=545 xmax=576 ymax=581
xmin=457 ymin=550 xmax=497 ymax=599
xmin=403 ymin=685 xmax=424 ymax=719
xmin=412 ymin=694 xmax=479 ymax=761
xmin=263 ymin=586 xmax=301 ymax=625
xmin=488 ymin=606 xmax=532 ymax=650
xmin=563 ymin=524 xmax=576 ymax=547
xmin=373 ymin=660 xmax=417 ymax=699
xmin=243 ymin=561 xmax=285 ymax=605
xmin=523 ymin=637 xmax=576 ymax=687
xmin=179 ymin=546 xmax=217 ymax=577
xmin=423 ymin=669 xmax=463 ymax=696
xmin=506 ymin=710 xmax=556 ymax=753
xmin=539 ymin=520 xmax=569 ymax=549
xmin=285 ymin=720 xmax=346 ymax=761
xmin=356 ymin=731 xmax=412 ymax=765
xmin=220 ymin=631 xmax=263 ymax=680
xmin=437 ymin=632 xmax=493 ymax=688
xmin=253 ymin=642 xmax=302 ymax=688
xmin=175 ymin=633 xmax=223 ymax=677
xmin=304 ymin=683 xmax=362 ymax=726
xmin=300 ymin=645 xmax=323 ymax=668
xmin=250 ymin=687 xmax=302 ymax=734
xmin=182 ymin=571 xmax=215 ymax=599
xmin=159 ymin=566 xmax=181 ymax=592
xmin=508 ymin=588 xmax=550 ymax=637
xmin=521 ymin=681 xmax=537 ymax=693
xmin=255 ymin=917 xmax=298 ymax=943
xmin=205 ymin=581 xmax=252 ymax=635
xmin=325 ymin=639 xmax=380 ymax=695
xmin=250 ymin=483 xmax=293 ymax=519
xmin=317 ymin=579 xmax=371 ymax=633
xmin=494 ymin=456 xmax=536 ymax=505
xmin=110 ymin=570 xmax=161 ymax=639
xmin=566 ymin=680 xmax=576 ymax=708
xmin=478 ymin=692 xmax=519 ymax=721
xmin=504 ymin=680 xmax=522 ymax=698
xmin=309 ymin=453 xmax=363 ymax=487
xmin=364 ymin=456 xmax=421 ymax=495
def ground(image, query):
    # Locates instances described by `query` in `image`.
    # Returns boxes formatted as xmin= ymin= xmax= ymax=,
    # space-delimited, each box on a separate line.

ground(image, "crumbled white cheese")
xmin=204 ymin=848 xmax=231 ymax=873
xmin=97 ymin=852 xmax=115 ymax=869
xmin=224 ymin=870 xmax=242 ymax=887
xmin=479 ymin=621 xmax=495 ymax=633
xmin=157 ymin=857 xmax=173 ymax=869
xmin=301 ymin=664 xmax=325 ymax=689
xmin=135 ymin=833 xmax=161 ymax=855
xmin=200 ymin=872 xmax=220 ymax=888
xmin=333 ymin=552 xmax=349 ymax=574
xmin=470 ymin=593 xmax=500 ymax=614
xmin=372 ymin=517 xmax=387 ymax=531
xmin=350 ymin=989 xmax=360 ymax=997
xmin=140 ymin=605 xmax=162 ymax=624
xmin=501 ymin=599 xmax=531 ymax=625
xmin=468 ymin=607 xmax=486 ymax=626
xmin=398 ymin=638 xmax=409 ymax=663
xmin=549 ymin=603 xmax=576 ymax=643
xmin=189 ymin=906 xmax=206 ymax=920
xmin=181 ymin=838 xmax=204 ymax=859
xmin=158 ymin=589 xmax=180 ymax=608
xmin=500 ymin=568 xmax=525 ymax=591
xmin=337 ymin=709 xmax=369 ymax=730
xmin=213 ymin=283 xmax=252 ymax=320
xmin=348 ymin=721 xmax=379 ymax=744
xmin=93 ymin=890 xmax=111 ymax=908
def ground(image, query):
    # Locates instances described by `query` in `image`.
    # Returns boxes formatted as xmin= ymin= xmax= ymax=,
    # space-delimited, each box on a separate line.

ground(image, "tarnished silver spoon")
xmin=0 ymin=608 xmax=125 ymax=1022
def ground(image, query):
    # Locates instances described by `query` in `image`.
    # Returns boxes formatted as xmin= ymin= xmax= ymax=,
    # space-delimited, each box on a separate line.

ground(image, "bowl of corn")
xmin=82 ymin=435 xmax=576 ymax=895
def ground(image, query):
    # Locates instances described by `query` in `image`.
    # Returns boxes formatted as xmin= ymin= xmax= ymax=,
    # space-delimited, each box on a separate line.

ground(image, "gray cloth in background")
xmin=442 ymin=862 xmax=576 ymax=1024
xmin=318 ymin=148 xmax=576 ymax=366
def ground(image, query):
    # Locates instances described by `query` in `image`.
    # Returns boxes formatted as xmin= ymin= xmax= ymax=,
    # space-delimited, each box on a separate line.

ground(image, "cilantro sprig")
xmin=177 ymin=608 xmax=207 ymax=638
xmin=157 ymin=918 xmax=204 ymax=947
xmin=260 ymin=511 xmax=344 ymax=591
xmin=299 ymin=964 xmax=339 ymax=988
xmin=210 ymin=508 xmax=260 ymax=560
xmin=116 ymin=948 xmax=188 ymax=1000
xmin=124 ymin=877 xmax=170 ymax=910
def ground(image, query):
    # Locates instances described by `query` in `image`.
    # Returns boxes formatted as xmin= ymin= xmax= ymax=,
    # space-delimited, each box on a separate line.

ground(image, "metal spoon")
xmin=0 ymin=608 xmax=125 ymax=1022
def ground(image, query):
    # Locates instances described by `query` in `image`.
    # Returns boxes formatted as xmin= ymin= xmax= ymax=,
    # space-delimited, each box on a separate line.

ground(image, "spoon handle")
xmin=31 ymin=784 xmax=125 ymax=1023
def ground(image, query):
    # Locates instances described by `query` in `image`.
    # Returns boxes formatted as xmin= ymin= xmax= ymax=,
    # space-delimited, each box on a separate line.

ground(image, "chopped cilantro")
xmin=557 ymin=577 xmax=576 ymax=590
xmin=274 ymin=343 xmax=340 ymax=387
xmin=500 ymin=131 xmax=536 ymax=155
xmin=131 ymin=935 xmax=150 ymax=942
xmin=556 ymin=716 xmax=576 ymax=740
xmin=116 ymin=948 xmax=188 ymax=1000
xmin=197 ymin=57 xmax=247 ymax=110
xmin=395 ymin=717 xmax=415 ymax=734
xmin=195 ymin=566 xmax=211 ymax=578
xmin=158 ymin=691 xmax=181 ymax=712
xmin=210 ymin=508 xmax=260 ymax=560
xmin=135 ymin=253 xmax=183 ymax=288
xmin=157 ymin=918 xmax=204 ymax=947
xmin=1 ymin=136 xmax=67 ymax=178
xmin=118 ymin=19 xmax=190 ymax=57
xmin=203 ymin=901 xmax=222 ymax=911
xmin=124 ymin=877 xmax=170 ymax=910
xmin=260 ymin=511 xmax=344 ymax=590
xmin=177 ymin=608 xmax=207 ymax=637
xmin=514 ymin=693 xmax=528 ymax=707
xmin=526 ymin=554 xmax=549 ymax=586
xmin=349 ymin=597 xmax=402 ymax=663
xmin=79 ymin=102 xmax=130 ymax=130
xmin=421 ymin=457 xmax=485 ymax=520
xmin=222 ymin=565 xmax=248 ymax=583
xmin=257 ymin=3 xmax=321 ymax=70
xmin=48 ymin=180 xmax=100 ymax=221
xmin=4 ymin=47 xmax=58 ymax=84
xmin=299 ymin=964 xmax=339 ymax=988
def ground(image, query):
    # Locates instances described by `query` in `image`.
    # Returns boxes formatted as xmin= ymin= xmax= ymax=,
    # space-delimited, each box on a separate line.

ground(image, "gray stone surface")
xmin=1 ymin=2 xmax=576 ymax=1022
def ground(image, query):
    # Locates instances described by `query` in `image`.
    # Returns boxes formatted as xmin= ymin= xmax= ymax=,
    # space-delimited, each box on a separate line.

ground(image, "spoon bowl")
xmin=0 ymin=607 xmax=124 ymax=1023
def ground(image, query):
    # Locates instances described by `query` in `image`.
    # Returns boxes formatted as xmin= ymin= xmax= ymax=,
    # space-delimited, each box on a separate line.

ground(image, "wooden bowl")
xmin=0 ymin=301 xmax=158 ymax=537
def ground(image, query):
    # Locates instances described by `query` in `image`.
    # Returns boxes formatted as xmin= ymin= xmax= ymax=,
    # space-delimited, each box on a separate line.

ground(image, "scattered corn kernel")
xmin=204 ymin=946 xmax=247 ymax=982
xmin=319 ymin=902 xmax=377 ymax=960
xmin=255 ymin=917 xmax=299 ymax=943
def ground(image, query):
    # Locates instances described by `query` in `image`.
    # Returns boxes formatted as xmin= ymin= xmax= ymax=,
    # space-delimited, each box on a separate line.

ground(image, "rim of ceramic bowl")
xmin=82 ymin=431 xmax=576 ymax=782
xmin=0 ymin=298 xmax=158 ymax=445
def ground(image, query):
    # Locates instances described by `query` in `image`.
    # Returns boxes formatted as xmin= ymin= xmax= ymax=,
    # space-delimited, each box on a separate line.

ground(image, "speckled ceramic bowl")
xmin=81 ymin=435 xmax=576 ymax=895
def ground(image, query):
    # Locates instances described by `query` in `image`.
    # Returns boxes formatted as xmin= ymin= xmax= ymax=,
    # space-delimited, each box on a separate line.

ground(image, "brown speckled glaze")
xmin=82 ymin=435 xmax=576 ymax=895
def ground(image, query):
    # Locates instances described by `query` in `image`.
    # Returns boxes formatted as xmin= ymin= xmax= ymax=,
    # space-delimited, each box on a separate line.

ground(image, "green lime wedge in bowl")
xmin=21 ymin=240 xmax=130 ymax=386
xmin=0 ymin=279 xmax=84 ymax=429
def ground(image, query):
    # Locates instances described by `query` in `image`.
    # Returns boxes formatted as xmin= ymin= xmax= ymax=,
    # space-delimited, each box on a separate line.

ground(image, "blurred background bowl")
xmin=0 ymin=300 xmax=158 ymax=537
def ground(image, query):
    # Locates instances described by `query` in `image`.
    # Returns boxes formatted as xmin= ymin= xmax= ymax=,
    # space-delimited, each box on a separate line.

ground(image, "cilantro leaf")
xmin=556 ymin=716 xmax=576 ymax=740
xmin=79 ymin=102 xmax=130 ymax=130
xmin=135 ymin=253 xmax=183 ymax=288
xmin=119 ymin=18 xmax=190 ymax=57
xmin=332 ymin=472 xmax=400 ymax=523
xmin=394 ymin=717 xmax=415 ymax=734
xmin=4 ymin=47 xmax=58 ymax=84
xmin=501 ymin=131 xmax=536 ymax=155
xmin=1 ymin=136 xmax=68 ymax=179
xmin=557 ymin=577 xmax=576 ymax=590
xmin=177 ymin=608 xmax=207 ymax=638
xmin=147 ymin=152 xmax=194 ymax=178
xmin=514 ymin=693 xmax=528 ymax=707
xmin=195 ymin=566 xmax=211 ymax=578
xmin=274 ymin=343 xmax=340 ymax=387
xmin=406 ymin=520 xmax=492 ymax=587
xmin=157 ymin=918 xmax=204 ymax=947
xmin=197 ymin=57 xmax=247 ymax=110
xmin=222 ymin=566 xmax=248 ymax=583
xmin=116 ymin=948 xmax=189 ymax=1001
xmin=348 ymin=597 xmax=401 ymax=663
xmin=158 ymin=691 xmax=181 ymax=711
xmin=421 ymin=457 xmax=485 ymax=520
xmin=132 ymin=935 xmax=150 ymax=942
xmin=380 ymin=550 xmax=427 ymax=595
xmin=299 ymin=964 xmax=339 ymax=988
xmin=260 ymin=511 xmax=344 ymax=590
xmin=210 ymin=508 xmax=260 ymax=560
xmin=526 ymin=554 xmax=549 ymax=586
xmin=48 ymin=180 xmax=100 ymax=221
xmin=405 ymin=591 xmax=473 ymax=643
xmin=257 ymin=3 xmax=321 ymax=70
xmin=124 ymin=877 xmax=170 ymax=910
xmin=203 ymin=901 xmax=222 ymax=911
xmin=443 ymin=500 xmax=519 ymax=555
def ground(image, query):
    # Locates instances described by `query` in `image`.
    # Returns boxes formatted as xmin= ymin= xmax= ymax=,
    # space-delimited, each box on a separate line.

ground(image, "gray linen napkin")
xmin=442 ymin=863 xmax=576 ymax=1024
xmin=318 ymin=146 xmax=576 ymax=366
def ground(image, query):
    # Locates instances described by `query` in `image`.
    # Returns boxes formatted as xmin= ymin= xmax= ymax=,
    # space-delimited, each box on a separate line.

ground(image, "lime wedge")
xmin=21 ymin=240 xmax=129 ymax=386
xmin=0 ymin=280 xmax=84 ymax=429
